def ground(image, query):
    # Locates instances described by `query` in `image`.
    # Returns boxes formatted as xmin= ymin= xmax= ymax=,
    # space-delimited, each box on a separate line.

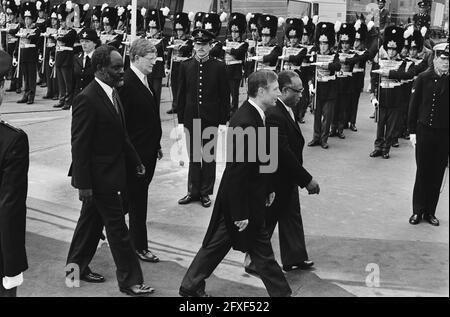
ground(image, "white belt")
xmin=21 ymin=44 xmax=36 ymax=48
xmin=401 ymin=79 xmax=414 ymax=83
xmin=380 ymin=82 xmax=401 ymax=89
xmin=257 ymin=65 xmax=276 ymax=71
xmin=301 ymin=62 xmax=311 ymax=67
xmin=318 ymin=75 xmax=336 ymax=82
xmin=173 ymin=57 xmax=188 ymax=62
xmin=283 ymin=65 xmax=301 ymax=70
xmin=57 ymin=46 xmax=73 ymax=51
xmin=226 ymin=60 xmax=242 ymax=65
xmin=46 ymin=43 xmax=56 ymax=48
xmin=353 ymin=68 xmax=364 ymax=73
xmin=337 ymin=71 xmax=352 ymax=78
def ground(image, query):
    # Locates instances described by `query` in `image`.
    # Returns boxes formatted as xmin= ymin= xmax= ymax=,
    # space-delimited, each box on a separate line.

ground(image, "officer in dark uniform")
xmin=73 ymin=28 xmax=98 ymax=98
xmin=369 ymin=26 xmax=415 ymax=159
xmin=413 ymin=1 xmax=431 ymax=35
xmin=166 ymin=12 xmax=193 ymax=115
xmin=0 ymin=49 xmax=29 ymax=298
xmin=408 ymin=42 xmax=449 ymax=227
xmin=53 ymin=2 xmax=76 ymax=109
xmin=15 ymin=2 xmax=40 ymax=105
xmin=377 ymin=0 xmax=391 ymax=34
xmin=330 ymin=22 xmax=356 ymax=139
xmin=177 ymin=28 xmax=230 ymax=208
xmin=4 ymin=0 xmax=22 ymax=94
xmin=145 ymin=8 xmax=168 ymax=115
xmin=307 ymin=22 xmax=341 ymax=149
xmin=251 ymin=14 xmax=282 ymax=72
xmin=224 ymin=12 xmax=248 ymax=119
xmin=35 ymin=0 xmax=50 ymax=88
xmin=99 ymin=5 xmax=123 ymax=49
xmin=42 ymin=4 xmax=58 ymax=100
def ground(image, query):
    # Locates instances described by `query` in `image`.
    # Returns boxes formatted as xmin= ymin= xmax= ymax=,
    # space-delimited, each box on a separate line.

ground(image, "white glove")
xmin=410 ymin=134 xmax=416 ymax=147
xmin=49 ymin=58 xmax=54 ymax=67
xmin=371 ymin=98 xmax=379 ymax=107
xmin=165 ymin=68 xmax=170 ymax=76
xmin=309 ymin=83 xmax=315 ymax=95
xmin=12 ymin=57 xmax=17 ymax=66
xmin=38 ymin=54 xmax=43 ymax=62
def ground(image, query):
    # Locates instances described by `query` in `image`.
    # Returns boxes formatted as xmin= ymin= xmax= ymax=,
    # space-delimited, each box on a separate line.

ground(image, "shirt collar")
xmin=95 ymin=77 xmax=113 ymax=100
xmin=194 ymin=54 xmax=210 ymax=63
xmin=130 ymin=63 xmax=147 ymax=83
xmin=278 ymin=98 xmax=295 ymax=121
xmin=86 ymin=51 xmax=94 ymax=59
xmin=248 ymin=99 xmax=266 ymax=124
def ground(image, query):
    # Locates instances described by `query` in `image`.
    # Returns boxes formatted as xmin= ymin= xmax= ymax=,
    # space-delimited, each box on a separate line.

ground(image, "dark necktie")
xmin=84 ymin=55 xmax=90 ymax=69
xmin=111 ymin=88 xmax=120 ymax=114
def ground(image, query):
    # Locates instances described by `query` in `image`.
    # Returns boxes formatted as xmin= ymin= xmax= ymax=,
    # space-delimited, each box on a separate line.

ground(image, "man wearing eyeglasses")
xmin=245 ymin=70 xmax=319 ymax=275
xmin=119 ymin=38 xmax=163 ymax=264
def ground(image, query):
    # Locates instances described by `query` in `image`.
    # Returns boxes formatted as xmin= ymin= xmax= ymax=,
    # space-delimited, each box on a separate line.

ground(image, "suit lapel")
xmin=128 ymin=68 xmax=155 ymax=102
xmin=277 ymin=100 xmax=301 ymax=135
xmin=244 ymin=101 xmax=264 ymax=127
xmin=93 ymin=80 xmax=123 ymax=127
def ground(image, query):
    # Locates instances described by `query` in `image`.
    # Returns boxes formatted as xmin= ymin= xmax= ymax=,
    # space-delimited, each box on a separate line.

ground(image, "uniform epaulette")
xmin=0 ymin=120 xmax=23 ymax=133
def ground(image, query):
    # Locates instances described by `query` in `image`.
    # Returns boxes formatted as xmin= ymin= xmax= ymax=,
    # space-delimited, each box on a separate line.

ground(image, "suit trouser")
xmin=180 ymin=214 xmax=292 ymax=297
xmin=248 ymin=187 xmax=308 ymax=269
xmin=332 ymin=92 xmax=351 ymax=132
xmin=374 ymin=107 xmax=401 ymax=153
xmin=413 ymin=124 xmax=449 ymax=216
xmin=56 ymin=66 xmax=73 ymax=106
xmin=150 ymin=77 xmax=163 ymax=114
xmin=0 ymin=284 xmax=17 ymax=297
xmin=313 ymin=99 xmax=334 ymax=144
xmin=128 ymin=156 xmax=157 ymax=252
xmin=20 ymin=61 xmax=37 ymax=98
xmin=187 ymin=124 xmax=217 ymax=197
xmin=229 ymin=79 xmax=241 ymax=117
xmin=66 ymin=193 xmax=143 ymax=288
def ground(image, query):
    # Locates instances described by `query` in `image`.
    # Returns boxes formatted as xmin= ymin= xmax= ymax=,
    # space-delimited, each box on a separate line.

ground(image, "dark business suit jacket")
xmin=203 ymin=101 xmax=271 ymax=252
xmin=119 ymin=68 xmax=162 ymax=162
xmin=69 ymin=79 xmax=141 ymax=193
xmin=0 ymin=121 xmax=29 ymax=278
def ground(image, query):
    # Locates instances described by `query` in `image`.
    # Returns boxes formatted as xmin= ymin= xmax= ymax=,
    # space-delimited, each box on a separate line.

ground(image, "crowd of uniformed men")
xmin=0 ymin=0 xmax=448 ymax=297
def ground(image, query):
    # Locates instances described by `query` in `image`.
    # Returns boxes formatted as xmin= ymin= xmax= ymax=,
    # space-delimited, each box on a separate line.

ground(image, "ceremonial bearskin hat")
xmin=383 ymin=26 xmax=404 ymax=53
xmin=174 ymin=12 xmax=191 ymax=33
xmin=337 ymin=22 xmax=356 ymax=45
xmin=315 ymin=22 xmax=335 ymax=47
xmin=285 ymin=18 xmax=304 ymax=39
xmin=228 ymin=12 xmax=246 ymax=35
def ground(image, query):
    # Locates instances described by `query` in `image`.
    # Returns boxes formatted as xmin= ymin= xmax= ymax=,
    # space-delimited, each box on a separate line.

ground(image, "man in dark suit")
xmin=72 ymin=28 xmax=98 ymax=103
xmin=119 ymin=38 xmax=163 ymax=263
xmin=177 ymin=28 xmax=230 ymax=208
xmin=179 ymin=70 xmax=291 ymax=297
xmin=245 ymin=71 xmax=320 ymax=275
xmin=66 ymin=45 xmax=154 ymax=297
xmin=0 ymin=50 xmax=29 ymax=297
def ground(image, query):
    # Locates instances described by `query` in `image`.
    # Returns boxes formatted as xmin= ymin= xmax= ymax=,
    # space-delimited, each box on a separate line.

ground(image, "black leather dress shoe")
xmin=178 ymin=194 xmax=199 ymax=205
xmin=308 ymin=140 xmax=321 ymax=147
xmin=120 ymin=284 xmax=155 ymax=297
xmin=349 ymin=124 xmax=357 ymax=132
xmin=423 ymin=214 xmax=440 ymax=226
xmin=16 ymin=88 xmax=22 ymax=94
xmin=392 ymin=142 xmax=399 ymax=148
xmin=62 ymin=104 xmax=71 ymax=110
xmin=329 ymin=130 xmax=338 ymax=137
xmin=179 ymin=286 xmax=211 ymax=297
xmin=81 ymin=272 xmax=105 ymax=283
xmin=382 ymin=152 xmax=390 ymax=159
xmin=283 ymin=260 xmax=314 ymax=271
xmin=52 ymin=96 xmax=59 ymax=100
xmin=136 ymin=250 xmax=160 ymax=263
xmin=244 ymin=267 xmax=260 ymax=278
xmin=321 ymin=142 xmax=329 ymax=149
xmin=53 ymin=102 xmax=64 ymax=108
xmin=370 ymin=150 xmax=382 ymax=157
xmin=337 ymin=132 xmax=346 ymax=139
xmin=42 ymin=95 xmax=52 ymax=99
xmin=409 ymin=214 xmax=421 ymax=225
xmin=17 ymin=96 xmax=28 ymax=103
xmin=200 ymin=195 xmax=211 ymax=208
xmin=369 ymin=112 xmax=375 ymax=119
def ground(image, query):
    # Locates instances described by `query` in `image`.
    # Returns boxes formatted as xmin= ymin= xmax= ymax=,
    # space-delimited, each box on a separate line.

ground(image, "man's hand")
xmin=157 ymin=149 xmax=163 ymax=160
xmin=306 ymin=179 xmax=320 ymax=195
xmin=234 ymin=219 xmax=249 ymax=232
xmin=79 ymin=189 xmax=93 ymax=204
xmin=410 ymin=134 xmax=416 ymax=148
xmin=266 ymin=192 xmax=276 ymax=207
xmin=136 ymin=164 xmax=146 ymax=178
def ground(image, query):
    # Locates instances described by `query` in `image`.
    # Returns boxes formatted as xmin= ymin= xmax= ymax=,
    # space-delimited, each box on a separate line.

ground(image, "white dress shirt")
xmin=248 ymin=99 xmax=266 ymax=125
xmin=278 ymin=98 xmax=296 ymax=122
xmin=95 ymin=77 xmax=114 ymax=105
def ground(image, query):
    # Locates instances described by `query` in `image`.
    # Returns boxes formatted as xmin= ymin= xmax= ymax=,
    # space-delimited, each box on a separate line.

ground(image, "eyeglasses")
xmin=287 ymin=86 xmax=303 ymax=94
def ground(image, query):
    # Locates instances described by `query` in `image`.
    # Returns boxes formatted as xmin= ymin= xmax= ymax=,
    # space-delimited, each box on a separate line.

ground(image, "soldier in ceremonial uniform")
xmin=330 ymin=22 xmax=356 ymax=139
xmin=202 ymin=13 xmax=225 ymax=60
xmin=244 ymin=13 xmax=261 ymax=78
xmin=408 ymin=41 xmax=449 ymax=227
xmin=177 ymin=28 xmax=230 ymax=208
xmin=224 ymin=12 xmax=248 ymax=119
xmin=79 ymin=3 xmax=90 ymax=29
xmin=251 ymin=14 xmax=282 ymax=72
xmin=369 ymin=26 xmax=415 ymax=159
xmin=145 ymin=8 xmax=169 ymax=114
xmin=53 ymin=2 xmax=77 ymax=110
xmin=0 ymin=50 xmax=29 ymax=298
xmin=15 ymin=2 xmax=40 ymax=105
xmin=42 ymin=4 xmax=58 ymax=100
xmin=193 ymin=11 xmax=205 ymax=30
xmin=91 ymin=5 xmax=102 ymax=36
xmin=35 ymin=0 xmax=50 ymax=88
xmin=100 ymin=5 xmax=123 ymax=49
xmin=166 ymin=12 xmax=193 ymax=115
xmin=73 ymin=28 xmax=99 ymax=98
xmin=307 ymin=22 xmax=341 ymax=150
xmin=4 ymin=0 xmax=21 ymax=94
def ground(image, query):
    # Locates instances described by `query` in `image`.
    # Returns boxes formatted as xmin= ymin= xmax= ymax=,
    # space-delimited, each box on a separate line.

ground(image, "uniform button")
xmin=200 ymin=77 xmax=203 ymax=80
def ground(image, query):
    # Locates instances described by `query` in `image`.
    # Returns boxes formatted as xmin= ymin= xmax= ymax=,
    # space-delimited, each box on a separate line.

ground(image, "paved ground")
xmin=1 ymin=80 xmax=448 ymax=297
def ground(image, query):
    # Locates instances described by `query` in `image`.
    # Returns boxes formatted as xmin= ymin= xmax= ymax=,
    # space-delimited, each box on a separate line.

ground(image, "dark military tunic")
xmin=73 ymin=51 xmax=94 ymax=97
